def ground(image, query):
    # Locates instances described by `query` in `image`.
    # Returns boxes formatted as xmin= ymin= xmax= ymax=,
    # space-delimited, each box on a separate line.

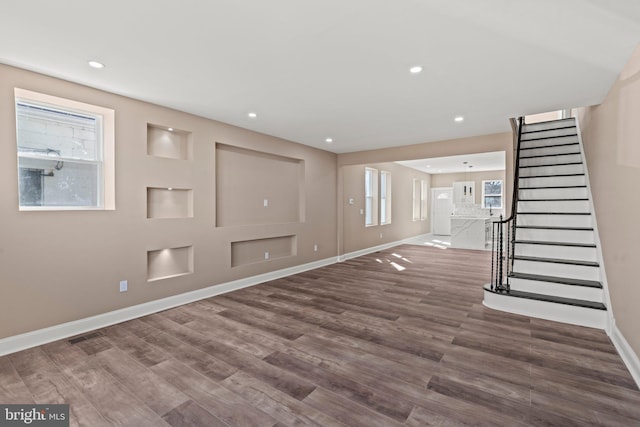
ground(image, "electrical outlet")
xmin=380 ymin=233 xmax=383 ymax=239
xmin=119 ymin=280 xmax=128 ymax=293
xmin=263 ymin=199 xmax=269 ymax=207
xmin=360 ymin=209 xmax=364 ymax=215
xmin=313 ymin=244 xmax=318 ymax=252
xmin=264 ymin=251 xmax=270 ymax=260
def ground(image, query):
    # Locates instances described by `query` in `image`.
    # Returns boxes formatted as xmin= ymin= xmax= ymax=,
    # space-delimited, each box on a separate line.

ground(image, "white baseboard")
xmin=0 ymin=256 xmax=338 ymax=357
xmin=609 ymin=319 xmax=640 ymax=389
xmin=338 ymin=235 xmax=417 ymax=262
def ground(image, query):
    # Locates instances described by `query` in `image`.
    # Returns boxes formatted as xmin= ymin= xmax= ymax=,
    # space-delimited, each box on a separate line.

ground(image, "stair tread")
xmin=484 ymin=285 xmax=606 ymax=310
xmin=517 ymin=225 xmax=594 ymax=231
xmin=514 ymin=239 xmax=596 ymax=248
xmin=520 ymin=152 xmax=581 ymax=159
xmin=521 ymin=134 xmax=578 ymax=142
xmin=520 ymin=142 xmax=579 ymax=150
xmin=521 ymin=125 xmax=576 ymax=135
xmin=520 ymin=162 xmax=583 ymax=168
xmin=517 ymin=212 xmax=591 ymax=215
xmin=520 ymin=185 xmax=587 ymax=189
xmin=513 ymin=255 xmax=599 ymax=267
xmin=509 ymin=272 xmax=602 ymax=288
xmin=518 ymin=198 xmax=589 ymax=201
xmin=520 ymin=173 xmax=585 ymax=178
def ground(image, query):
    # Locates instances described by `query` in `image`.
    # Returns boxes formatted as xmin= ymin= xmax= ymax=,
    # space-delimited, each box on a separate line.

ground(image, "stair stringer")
xmin=574 ymin=115 xmax=613 ymax=333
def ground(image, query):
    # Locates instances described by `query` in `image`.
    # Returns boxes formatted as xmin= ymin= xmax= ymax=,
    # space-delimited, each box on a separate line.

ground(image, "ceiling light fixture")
xmin=88 ymin=60 xmax=105 ymax=69
xmin=167 ymin=187 xmax=173 ymax=191
xmin=454 ymin=116 xmax=464 ymax=122
xmin=248 ymin=112 xmax=257 ymax=118
xmin=409 ymin=66 xmax=423 ymax=74
xmin=167 ymin=127 xmax=174 ymax=132
xmin=325 ymin=138 xmax=333 ymax=143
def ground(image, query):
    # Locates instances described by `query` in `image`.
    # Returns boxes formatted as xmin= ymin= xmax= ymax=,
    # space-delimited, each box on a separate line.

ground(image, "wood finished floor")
xmin=2 ymin=245 xmax=639 ymax=426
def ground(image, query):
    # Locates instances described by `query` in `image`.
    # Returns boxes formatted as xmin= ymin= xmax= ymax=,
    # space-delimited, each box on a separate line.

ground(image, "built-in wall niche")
xmin=147 ymin=187 xmax=193 ymax=219
xmin=231 ymin=235 xmax=297 ymax=267
xmin=147 ymin=246 xmax=193 ymax=282
xmin=147 ymin=124 xmax=192 ymax=160
xmin=216 ymin=143 xmax=305 ymax=227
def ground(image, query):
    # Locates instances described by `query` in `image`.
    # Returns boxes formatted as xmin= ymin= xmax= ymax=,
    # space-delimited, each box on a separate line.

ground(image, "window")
xmin=380 ymin=171 xmax=392 ymax=224
xmin=365 ymin=167 xmax=378 ymax=226
xmin=420 ymin=179 xmax=428 ymax=220
xmin=482 ymin=180 xmax=503 ymax=209
xmin=412 ymin=179 xmax=420 ymax=221
xmin=15 ymin=89 xmax=115 ymax=210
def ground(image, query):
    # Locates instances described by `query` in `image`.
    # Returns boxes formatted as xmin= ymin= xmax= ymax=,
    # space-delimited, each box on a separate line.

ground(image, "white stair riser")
xmin=522 ymin=119 xmax=575 ymax=133
xmin=519 ymin=187 xmax=588 ymax=200
xmin=520 ymin=135 xmax=579 ymax=148
xmin=509 ymin=278 xmax=603 ymax=302
xmin=520 ymin=175 xmax=586 ymax=187
xmin=521 ymin=128 xmax=577 ymax=140
xmin=519 ymin=153 xmax=582 ymax=167
xmin=515 ymin=244 xmax=597 ymax=262
xmin=517 ymin=200 xmax=590 ymax=213
xmin=516 ymin=228 xmax=595 ymax=244
xmin=519 ymin=144 xmax=580 ymax=157
xmin=516 ymin=214 xmax=592 ymax=228
xmin=483 ymin=289 xmax=606 ymax=329
xmin=519 ymin=164 xmax=584 ymax=177
xmin=513 ymin=260 xmax=599 ymax=281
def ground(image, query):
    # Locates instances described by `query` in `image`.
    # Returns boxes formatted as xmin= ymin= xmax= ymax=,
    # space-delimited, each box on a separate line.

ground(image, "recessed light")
xmin=248 ymin=112 xmax=257 ymax=118
xmin=325 ymin=138 xmax=333 ymax=143
xmin=425 ymin=165 xmax=431 ymax=168
xmin=167 ymin=187 xmax=173 ymax=191
xmin=454 ymin=116 xmax=464 ymax=122
xmin=88 ymin=60 xmax=105 ymax=69
xmin=409 ymin=66 xmax=423 ymax=74
xmin=167 ymin=127 xmax=174 ymax=132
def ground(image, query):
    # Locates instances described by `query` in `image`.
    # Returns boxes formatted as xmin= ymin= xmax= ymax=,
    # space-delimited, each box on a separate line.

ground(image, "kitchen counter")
xmin=450 ymin=216 xmax=493 ymax=250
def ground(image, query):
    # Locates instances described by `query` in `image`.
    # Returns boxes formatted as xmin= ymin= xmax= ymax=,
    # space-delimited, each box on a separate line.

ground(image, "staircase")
xmin=483 ymin=117 xmax=608 ymax=329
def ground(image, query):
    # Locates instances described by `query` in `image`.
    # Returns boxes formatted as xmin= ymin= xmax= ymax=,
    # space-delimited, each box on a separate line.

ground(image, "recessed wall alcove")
xmin=147 ymin=124 xmax=192 ymax=160
xmin=216 ymin=143 xmax=305 ymax=227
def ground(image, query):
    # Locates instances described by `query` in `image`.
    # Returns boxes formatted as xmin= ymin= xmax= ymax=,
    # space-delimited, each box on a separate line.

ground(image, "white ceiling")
xmin=397 ymin=151 xmax=505 ymax=175
xmin=1 ymin=1 xmax=639 ymax=154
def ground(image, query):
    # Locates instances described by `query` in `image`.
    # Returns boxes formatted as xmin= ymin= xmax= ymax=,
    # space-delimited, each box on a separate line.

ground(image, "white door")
xmin=432 ymin=188 xmax=453 ymax=235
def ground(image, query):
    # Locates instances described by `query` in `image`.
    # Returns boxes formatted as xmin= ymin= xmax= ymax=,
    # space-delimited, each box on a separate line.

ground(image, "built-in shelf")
xmin=216 ymin=143 xmax=305 ymax=227
xmin=147 ymin=187 xmax=193 ymax=219
xmin=147 ymin=124 xmax=192 ymax=160
xmin=147 ymin=246 xmax=193 ymax=282
xmin=231 ymin=235 xmax=296 ymax=267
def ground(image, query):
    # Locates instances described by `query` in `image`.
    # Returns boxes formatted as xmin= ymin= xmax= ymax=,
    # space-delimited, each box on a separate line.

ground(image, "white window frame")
xmin=380 ymin=171 xmax=392 ymax=225
xmin=15 ymin=88 xmax=115 ymax=211
xmin=482 ymin=179 xmax=503 ymax=209
xmin=412 ymin=178 xmax=420 ymax=221
xmin=365 ymin=167 xmax=378 ymax=226
xmin=420 ymin=179 xmax=428 ymax=220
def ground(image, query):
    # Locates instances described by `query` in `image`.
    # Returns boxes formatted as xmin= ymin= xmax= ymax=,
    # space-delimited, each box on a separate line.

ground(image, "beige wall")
xmin=431 ymin=170 xmax=507 ymax=214
xmin=0 ymin=64 xmax=337 ymax=339
xmin=577 ymin=45 xmax=640 ymax=357
xmin=341 ymin=162 xmax=430 ymax=254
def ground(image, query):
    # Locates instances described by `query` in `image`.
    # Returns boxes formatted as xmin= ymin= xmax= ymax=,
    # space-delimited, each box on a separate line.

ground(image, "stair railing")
xmin=490 ymin=116 xmax=524 ymax=292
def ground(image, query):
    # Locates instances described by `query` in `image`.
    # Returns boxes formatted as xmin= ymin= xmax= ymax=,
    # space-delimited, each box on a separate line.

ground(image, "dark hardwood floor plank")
xmin=303 ymin=387 xmax=403 ymax=427
xmin=0 ymin=356 xmax=36 ymax=403
xmin=264 ymin=351 xmax=413 ymax=423
xmin=9 ymin=348 xmax=109 ymax=427
xmin=161 ymin=399 xmax=228 ymax=427
xmin=150 ymin=359 xmax=279 ymax=426
xmin=222 ymin=371 xmax=347 ymax=427
xmin=95 ymin=348 xmax=190 ymax=417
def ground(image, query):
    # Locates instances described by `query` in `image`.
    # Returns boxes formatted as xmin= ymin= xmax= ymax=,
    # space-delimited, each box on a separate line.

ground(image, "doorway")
xmin=432 ymin=187 xmax=453 ymax=235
